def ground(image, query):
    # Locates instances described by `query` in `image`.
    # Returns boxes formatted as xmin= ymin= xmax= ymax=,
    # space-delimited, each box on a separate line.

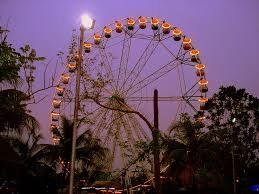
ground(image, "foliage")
xmin=0 ymin=89 xmax=39 ymax=135
xmin=2 ymin=131 xmax=54 ymax=174
xmin=206 ymin=86 xmax=259 ymax=175
xmin=168 ymin=113 xmax=204 ymax=147
xmin=0 ymin=27 xmax=57 ymax=193
xmin=0 ymin=26 xmax=45 ymax=89
xmin=161 ymin=113 xmax=227 ymax=192
xmin=0 ymin=34 xmax=21 ymax=85
xmin=51 ymin=116 xmax=109 ymax=186
xmin=0 ymin=27 xmax=45 ymax=135
xmin=0 ymin=130 xmax=58 ymax=194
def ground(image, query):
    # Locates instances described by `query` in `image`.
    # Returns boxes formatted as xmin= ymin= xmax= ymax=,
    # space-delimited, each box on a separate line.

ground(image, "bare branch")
xmin=86 ymin=95 xmax=154 ymax=132
xmin=27 ymin=95 xmax=48 ymax=105
xmin=28 ymin=84 xmax=57 ymax=98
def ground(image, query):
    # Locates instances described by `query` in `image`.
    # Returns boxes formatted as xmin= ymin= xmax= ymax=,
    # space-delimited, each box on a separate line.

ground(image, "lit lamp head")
xmin=81 ymin=14 xmax=95 ymax=30
xmin=232 ymin=117 xmax=236 ymax=123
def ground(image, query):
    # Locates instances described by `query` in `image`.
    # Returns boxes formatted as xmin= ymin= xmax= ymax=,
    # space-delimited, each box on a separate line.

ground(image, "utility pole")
xmin=153 ymin=89 xmax=160 ymax=194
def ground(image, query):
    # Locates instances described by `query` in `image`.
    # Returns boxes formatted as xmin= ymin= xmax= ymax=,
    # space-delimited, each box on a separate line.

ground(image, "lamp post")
xmin=69 ymin=14 xmax=95 ymax=194
xmin=231 ymin=117 xmax=236 ymax=194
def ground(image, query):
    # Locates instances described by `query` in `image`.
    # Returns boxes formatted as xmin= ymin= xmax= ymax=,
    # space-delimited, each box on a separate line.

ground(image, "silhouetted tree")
xmin=51 ymin=116 xmax=109 ymax=188
xmin=206 ymin=86 xmax=259 ymax=186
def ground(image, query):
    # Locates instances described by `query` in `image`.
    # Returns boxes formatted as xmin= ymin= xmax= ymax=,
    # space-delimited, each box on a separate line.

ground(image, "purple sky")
xmin=1 ymin=0 xmax=259 ymax=142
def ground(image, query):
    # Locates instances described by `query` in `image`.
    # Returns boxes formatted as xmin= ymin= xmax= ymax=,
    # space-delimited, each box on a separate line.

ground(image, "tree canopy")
xmin=206 ymin=86 xmax=259 ymax=168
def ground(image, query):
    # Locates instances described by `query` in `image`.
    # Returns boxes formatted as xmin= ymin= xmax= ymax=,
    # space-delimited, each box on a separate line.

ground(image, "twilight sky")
xmin=1 ymin=0 xmax=259 ymax=142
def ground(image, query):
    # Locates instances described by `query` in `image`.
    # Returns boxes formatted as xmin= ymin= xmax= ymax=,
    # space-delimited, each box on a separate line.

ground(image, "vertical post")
xmin=231 ymin=144 xmax=236 ymax=194
xmin=231 ymin=118 xmax=236 ymax=194
xmin=69 ymin=26 xmax=85 ymax=194
xmin=153 ymin=89 xmax=160 ymax=194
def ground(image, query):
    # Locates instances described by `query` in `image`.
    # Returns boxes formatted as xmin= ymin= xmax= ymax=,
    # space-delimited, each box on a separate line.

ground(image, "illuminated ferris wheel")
xmin=50 ymin=16 xmax=208 ymax=173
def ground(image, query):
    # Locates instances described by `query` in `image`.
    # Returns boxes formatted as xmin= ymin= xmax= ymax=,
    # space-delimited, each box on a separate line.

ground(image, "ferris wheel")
xmin=50 ymin=16 xmax=208 ymax=175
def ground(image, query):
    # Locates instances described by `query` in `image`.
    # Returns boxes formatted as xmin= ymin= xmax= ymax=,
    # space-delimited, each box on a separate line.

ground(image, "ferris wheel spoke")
xmin=80 ymin=101 xmax=103 ymax=120
xmin=119 ymin=112 xmax=135 ymax=145
xmin=125 ymin=96 xmax=184 ymax=102
xmin=127 ymin=59 xmax=180 ymax=97
xmin=159 ymin=41 xmax=178 ymax=59
xmin=105 ymin=32 xmax=125 ymax=46
xmin=131 ymin=33 xmax=157 ymax=41
xmin=123 ymin=26 xmax=141 ymax=38
xmin=185 ymin=88 xmax=201 ymax=102
xmin=98 ymin=48 xmax=116 ymax=90
xmin=185 ymin=98 xmax=199 ymax=113
xmin=180 ymin=60 xmax=189 ymax=94
xmin=127 ymin=114 xmax=142 ymax=140
xmin=176 ymin=63 xmax=185 ymax=96
xmin=126 ymin=40 xmax=189 ymax=96
xmin=93 ymin=107 xmax=110 ymax=138
xmin=160 ymin=34 xmax=174 ymax=42
xmin=183 ymin=79 xmax=200 ymax=98
xmin=181 ymin=61 xmax=196 ymax=67
xmin=127 ymin=113 xmax=150 ymax=141
xmin=104 ymin=39 xmax=126 ymax=49
xmin=104 ymin=32 xmax=128 ymax=49
xmin=121 ymin=37 xmax=160 ymax=93
xmin=81 ymin=71 xmax=114 ymax=98
xmin=116 ymin=32 xmax=132 ymax=91
xmin=113 ymin=112 xmax=128 ymax=168
xmin=160 ymin=39 xmax=190 ymax=63
xmin=166 ymin=100 xmax=184 ymax=133
xmin=108 ymin=136 xmax=117 ymax=171
xmin=104 ymin=111 xmax=128 ymax=143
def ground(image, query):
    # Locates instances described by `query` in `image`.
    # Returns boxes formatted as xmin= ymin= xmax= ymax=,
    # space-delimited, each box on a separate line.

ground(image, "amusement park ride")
xmin=50 ymin=16 xmax=208 ymax=193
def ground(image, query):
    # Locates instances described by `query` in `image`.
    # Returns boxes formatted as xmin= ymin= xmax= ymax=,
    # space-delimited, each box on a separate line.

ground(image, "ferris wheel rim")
xmin=49 ymin=16 xmax=209 ymax=174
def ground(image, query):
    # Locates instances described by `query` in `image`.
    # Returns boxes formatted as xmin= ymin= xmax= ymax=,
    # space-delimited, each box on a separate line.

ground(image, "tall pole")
xmin=153 ymin=89 xmax=160 ymax=194
xmin=231 ymin=124 xmax=236 ymax=194
xmin=231 ymin=143 xmax=236 ymax=194
xmin=69 ymin=25 xmax=85 ymax=194
xmin=230 ymin=118 xmax=236 ymax=194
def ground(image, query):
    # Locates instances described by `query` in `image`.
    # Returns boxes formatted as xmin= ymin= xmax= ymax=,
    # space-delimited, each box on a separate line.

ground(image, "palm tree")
xmin=3 ymin=132 xmax=54 ymax=172
xmin=162 ymin=113 xmax=204 ymax=190
xmin=0 ymin=89 xmax=39 ymax=136
xmin=0 ymin=130 xmax=58 ymax=194
xmin=51 ymin=116 xmax=109 ymax=188
xmin=162 ymin=113 xmax=225 ymax=192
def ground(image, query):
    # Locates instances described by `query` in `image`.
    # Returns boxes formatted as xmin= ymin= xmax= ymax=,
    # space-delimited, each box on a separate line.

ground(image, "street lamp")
xmin=69 ymin=14 xmax=95 ymax=194
xmin=231 ymin=117 xmax=236 ymax=194
xmin=81 ymin=14 xmax=95 ymax=29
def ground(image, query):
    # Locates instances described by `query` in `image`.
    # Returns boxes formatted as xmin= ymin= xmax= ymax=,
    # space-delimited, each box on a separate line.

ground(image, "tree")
xmin=162 ymin=113 xmax=203 ymax=189
xmin=0 ymin=27 xmax=45 ymax=89
xmin=0 ymin=27 xmax=45 ymax=135
xmin=0 ymin=89 xmax=40 ymax=136
xmin=160 ymin=113 xmax=228 ymax=193
xmin=51 ymin=116 xmax=109 ymax=188
xmin=0 ymin=28 xmax=21 ymax=85
xmin=206 ymin=86 xmax=259 ymax=186
xmin=0 ymin=26 xmax=62 ymax=193
xmin=1 ymin=129 xmax=58 ymax=194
